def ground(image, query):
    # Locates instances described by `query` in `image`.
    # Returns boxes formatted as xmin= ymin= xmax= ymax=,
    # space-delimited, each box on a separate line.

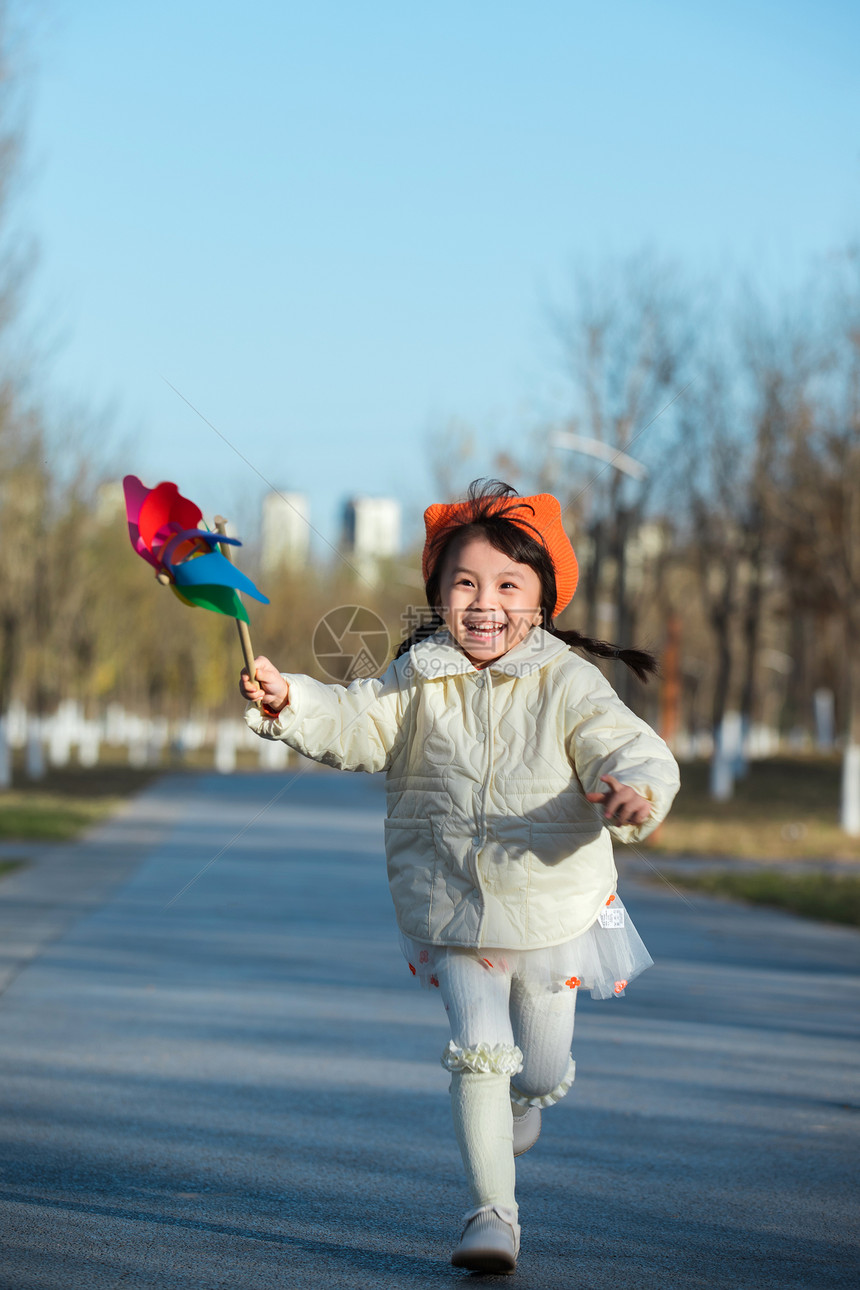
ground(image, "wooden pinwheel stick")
xmin=213 ymin=515 xmax=259 ymax=695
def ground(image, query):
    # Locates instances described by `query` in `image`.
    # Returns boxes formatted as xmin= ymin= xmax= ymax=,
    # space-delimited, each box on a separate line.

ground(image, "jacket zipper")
xmin=474 ymin=669 xmax=493 ymax=946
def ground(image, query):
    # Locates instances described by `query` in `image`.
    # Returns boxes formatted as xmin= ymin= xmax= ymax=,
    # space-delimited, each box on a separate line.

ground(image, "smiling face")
xmin=436 ymin=533 xmax=544 ymax=665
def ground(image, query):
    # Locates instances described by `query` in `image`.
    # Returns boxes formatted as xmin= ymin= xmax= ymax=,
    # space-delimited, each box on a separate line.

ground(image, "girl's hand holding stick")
xmin=240 ymin=655 xmax=290 ymax=715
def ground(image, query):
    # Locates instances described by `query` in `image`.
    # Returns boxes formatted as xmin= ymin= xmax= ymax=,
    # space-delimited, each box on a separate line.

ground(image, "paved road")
xmin=0 ymin=770 xmax=857 ymax=1290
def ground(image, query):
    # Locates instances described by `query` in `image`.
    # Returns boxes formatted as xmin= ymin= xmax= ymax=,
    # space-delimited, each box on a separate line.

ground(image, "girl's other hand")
xmin=240 ymin=656 xmax=290 ymax=713
xmin=586 ymin=774 xmax=653 ymax=826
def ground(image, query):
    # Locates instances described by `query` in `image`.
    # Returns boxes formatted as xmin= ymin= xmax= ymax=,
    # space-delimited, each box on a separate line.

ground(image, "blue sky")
xmin=22 ymin=0 xmax=860 ymax=554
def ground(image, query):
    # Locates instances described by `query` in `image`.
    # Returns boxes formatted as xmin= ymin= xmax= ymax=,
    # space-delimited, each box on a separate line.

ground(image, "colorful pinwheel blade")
xmin=160 ymin=528 xmax=239 ymax=569
xmin=123 ymin=474 xmax=205 ymax=571
xmin=170 ymin=584 xmax=250 ymax=623
xmin=123 ymin=474 xmax=160 ymax=569
xmin=123 ymin=474 xmax=149 ymax=528
xmin=138 ymin=481 xmax=202 ymax=552
xmin=123 ymin=474 xmax=268 ymax=625
xmin=171 ymin=551 xmax=269 ymax=604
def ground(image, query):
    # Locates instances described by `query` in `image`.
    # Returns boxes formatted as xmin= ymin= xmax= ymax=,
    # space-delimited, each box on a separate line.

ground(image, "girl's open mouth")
xmin=464 ymin=622 xmax=506 ymax=640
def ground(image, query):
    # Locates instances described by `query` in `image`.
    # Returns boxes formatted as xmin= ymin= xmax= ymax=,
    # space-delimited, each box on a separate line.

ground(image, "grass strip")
xmin=630 ymin=756 xmax=860 ymax=861
xmin=0 ymin=793 xmax=125 ymax=841
xmin=663 ymin=869 xmax=860 ymax=928
xmin=0 ymin=768 xmax=160 ymax=842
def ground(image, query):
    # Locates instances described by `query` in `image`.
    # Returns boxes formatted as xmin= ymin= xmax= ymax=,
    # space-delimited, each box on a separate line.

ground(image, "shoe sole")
xmin=513 ymin=1109 xmax=541 ymax=1157
xmin=451 ymin=1247 xmax=517 ymax=1274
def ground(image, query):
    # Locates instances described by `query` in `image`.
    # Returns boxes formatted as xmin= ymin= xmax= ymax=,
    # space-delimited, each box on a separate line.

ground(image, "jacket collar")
xmin=408 ymin=625 xmax=570 ymax=679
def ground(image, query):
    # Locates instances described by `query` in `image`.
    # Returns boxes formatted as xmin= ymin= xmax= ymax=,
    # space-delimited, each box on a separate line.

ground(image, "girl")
xmin=241 ymin=479 xmax=680 ymax=1275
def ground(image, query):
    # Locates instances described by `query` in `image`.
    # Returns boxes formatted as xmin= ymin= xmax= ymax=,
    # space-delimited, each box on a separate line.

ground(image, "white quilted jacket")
xmin=245 ymin=625 xmax=680 ymax=950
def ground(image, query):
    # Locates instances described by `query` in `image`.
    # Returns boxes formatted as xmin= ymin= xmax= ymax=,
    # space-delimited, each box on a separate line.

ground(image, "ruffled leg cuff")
xmin=510 ymin=1054 xmax=576 ymax=1108
xmin=441 ymin=1040 xmax=524 ymax=1077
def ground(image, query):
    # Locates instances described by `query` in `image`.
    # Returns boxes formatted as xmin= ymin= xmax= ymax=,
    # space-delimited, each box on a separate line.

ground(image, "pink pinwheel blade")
xmin=122 ymin=475 xmax=148 ymax=526
xmin=123 ymin=474 xmax=160 ymax=569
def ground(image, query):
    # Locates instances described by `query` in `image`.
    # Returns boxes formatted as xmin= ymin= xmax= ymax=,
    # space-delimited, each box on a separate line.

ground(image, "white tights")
xmin=435 ymin=952 xmax=577 ymax=1218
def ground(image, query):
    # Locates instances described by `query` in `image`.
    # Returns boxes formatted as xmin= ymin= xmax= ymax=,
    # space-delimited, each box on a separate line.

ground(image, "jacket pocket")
xmin=383 ymin=817 xmax=436 ymax=940
xmin=528 ymin=820 xmax=603 ymax=868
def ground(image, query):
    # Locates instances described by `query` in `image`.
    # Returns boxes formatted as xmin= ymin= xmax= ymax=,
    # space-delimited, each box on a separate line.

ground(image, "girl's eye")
xmin=456 ymin=579 xmax=519 ymax=588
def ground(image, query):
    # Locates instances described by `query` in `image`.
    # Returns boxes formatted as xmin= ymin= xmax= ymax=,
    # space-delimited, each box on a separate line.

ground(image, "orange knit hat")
xmin=422 ymin=491 xmax=579 ymax=620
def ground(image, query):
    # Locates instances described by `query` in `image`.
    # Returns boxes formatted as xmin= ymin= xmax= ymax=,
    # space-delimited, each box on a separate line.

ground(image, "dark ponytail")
xmin=548 ymin=628 xmax=658 ymax=684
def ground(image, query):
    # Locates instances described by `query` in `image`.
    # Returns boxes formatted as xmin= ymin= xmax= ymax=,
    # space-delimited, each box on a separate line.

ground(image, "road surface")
xmin=0 ymin=769 xmax=857 ymax=1289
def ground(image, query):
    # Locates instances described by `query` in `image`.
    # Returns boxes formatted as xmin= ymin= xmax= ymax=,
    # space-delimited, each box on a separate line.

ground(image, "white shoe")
xmin=451 ymin=1205 xmax=520 ymax=1274
xmin=512 ymin=1104 xmax=541 ymax=1156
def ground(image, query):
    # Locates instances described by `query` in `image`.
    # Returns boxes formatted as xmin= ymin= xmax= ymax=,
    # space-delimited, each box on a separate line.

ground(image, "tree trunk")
xmin=612 ymin=506 xmax=631 ymax=705
xmin=583 ymin=517 xmax=604 ymax=640
xmin=738 ymin=555 xmax=764 ymax=776
xmin=0 ymin=611 xmax=17 ymax=715
xmin=841 ymin=607 xmax=860 ymax=835
xmin=660 ymin=613 xmax=682 ymax=746
xmin=709 ymin=585 xmax=735 ymax=800
xmin=711 ymin=606 xmax=733 ymax=736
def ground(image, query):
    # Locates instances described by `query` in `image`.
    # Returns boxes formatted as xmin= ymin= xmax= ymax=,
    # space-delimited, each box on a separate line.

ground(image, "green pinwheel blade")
xmin=171 ymin=584 xmax=250 ymax=622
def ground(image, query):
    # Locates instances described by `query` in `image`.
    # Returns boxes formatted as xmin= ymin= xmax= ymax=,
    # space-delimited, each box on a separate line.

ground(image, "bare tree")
xmin=425 ymin=418 xmax=477 ymax=500
xmin=0 ymin=7 xmax=37 ymax=747
xmin=676 ymin=363 xmax=743 ymax=785
xmin=731 ymin=303 xmax=802 ymax=770
xmin=548 ymin=255 xmax=695 ymax=701
xmin=773 ymin=253 xmax=860 ymax=829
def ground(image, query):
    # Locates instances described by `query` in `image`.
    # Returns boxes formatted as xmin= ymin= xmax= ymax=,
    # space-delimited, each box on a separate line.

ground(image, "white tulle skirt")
xmin=399 ymin=894 xmax=653 ymax=1001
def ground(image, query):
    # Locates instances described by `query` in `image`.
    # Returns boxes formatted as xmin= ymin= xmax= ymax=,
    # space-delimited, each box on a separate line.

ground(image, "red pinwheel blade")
xmin=138 ymin=482 xmax=202 ymax=553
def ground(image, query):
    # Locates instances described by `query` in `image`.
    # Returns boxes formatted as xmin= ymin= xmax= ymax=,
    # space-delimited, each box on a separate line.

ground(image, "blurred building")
xmin=341 ymin=495 xmax=401 ymax=584
xmin=261 ymin=490 xmax=310 ymax=574
xmin=96 ymin=480 xmax=125 ymax=525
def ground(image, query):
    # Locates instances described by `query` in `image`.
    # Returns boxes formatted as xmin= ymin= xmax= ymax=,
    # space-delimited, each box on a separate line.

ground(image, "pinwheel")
xmin=123 ymin=474 xmax=268 ymax=686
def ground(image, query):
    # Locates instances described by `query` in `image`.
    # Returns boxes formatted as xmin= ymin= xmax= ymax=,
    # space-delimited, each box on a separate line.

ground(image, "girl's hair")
xmin=396 ymin=478 xmax=658 ymax=683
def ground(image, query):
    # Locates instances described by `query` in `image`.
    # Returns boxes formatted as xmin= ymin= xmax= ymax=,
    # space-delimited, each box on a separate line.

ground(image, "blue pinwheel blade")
xmin=171 ymin=551 xmax=269 ymax=603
